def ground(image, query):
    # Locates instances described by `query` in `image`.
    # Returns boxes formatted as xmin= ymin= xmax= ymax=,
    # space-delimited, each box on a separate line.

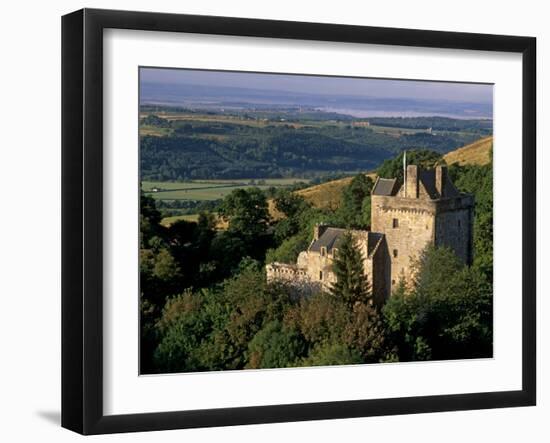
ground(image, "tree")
xmin=330 ymin=231 xmax=371 ymax=306
xmin=141 ymin=113 xmax=171 ymax=128
xmin=266 ymin=234 xmax=310 ymax=264
xmin=383 ymin=245 xmax=493 ymax=361
xmin=153 ymin=290 xmax=210 ymax=373
xmin=286 ymin=291 xmax=349 ymax=346
xmin=449 ymin=161 xmax=493 ymax=281
xmin=302 ymin=343 xmax=362 ymax=367
xmin=218 ymin=188 xmax=270 ymax=238
xmin=246 ymin=321 xmax=306 ymax=369
xmin=274 ymin=189 xmax=309 ymax=218
xmin=343 ymin=302 xmax=386 ymax=362
xmin=140 ymin=191 xmax=163 ymax=248
xmin=376 ymin=150 xmax=443 ymax=183
xmin=337 ymin=174 xmax=374 ymax=228
xmin=361 ymin=196 xmax=372 ymax=227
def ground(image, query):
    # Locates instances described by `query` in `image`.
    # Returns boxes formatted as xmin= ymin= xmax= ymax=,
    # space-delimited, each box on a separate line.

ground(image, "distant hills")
xmin=141 ymin=82 xmax=493 ymax=119
xmin=140 ymin=111 xmax=491 ymax=181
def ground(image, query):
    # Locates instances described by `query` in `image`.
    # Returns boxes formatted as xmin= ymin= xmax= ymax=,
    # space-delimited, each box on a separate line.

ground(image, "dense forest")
xmin=367 ymin=116 xmax=493 ymax=133
xmin=139 ymin=111 xmax=490 ymax=181
xmin=140 ymin=149 xmax=493 ymax=373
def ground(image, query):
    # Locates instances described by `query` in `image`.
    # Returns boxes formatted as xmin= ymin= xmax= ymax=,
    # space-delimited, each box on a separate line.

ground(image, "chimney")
xmin=405 ymin=165 xmax=419 ymax=198
xmin=313 ymin=223 xmax=328 ymax=240
xmin=435 ymin=165 xmax=448 ymax=198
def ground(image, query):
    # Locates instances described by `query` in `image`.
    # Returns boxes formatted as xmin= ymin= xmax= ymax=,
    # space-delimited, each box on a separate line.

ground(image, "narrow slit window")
xmin=393 ymin=249 xmax=398 ymax=258
xmin=392 ymin=218 xmax=399 ymax=228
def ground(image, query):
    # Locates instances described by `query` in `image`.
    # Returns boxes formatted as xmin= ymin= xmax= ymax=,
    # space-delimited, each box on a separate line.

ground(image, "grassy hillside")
xmin=442 ymin=136 xmax=493 ymax=166
xmin=295 ymin=176 xmax=353 ymax=210
xmin=294 ymin=172 xmax=378 ymax=210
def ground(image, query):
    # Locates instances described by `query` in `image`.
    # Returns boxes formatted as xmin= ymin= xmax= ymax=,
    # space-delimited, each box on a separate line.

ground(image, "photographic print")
xmin=139 ymin=68 xmax=494 ymax=375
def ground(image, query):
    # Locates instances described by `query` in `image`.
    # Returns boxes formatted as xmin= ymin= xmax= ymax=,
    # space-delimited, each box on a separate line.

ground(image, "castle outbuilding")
xmin=266 ymin=164 xmax=474 ymax=305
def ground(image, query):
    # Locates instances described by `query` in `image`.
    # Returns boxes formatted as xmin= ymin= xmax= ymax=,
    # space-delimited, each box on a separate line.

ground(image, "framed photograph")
xmin=62 ymin=8 xmax=536 ymax=435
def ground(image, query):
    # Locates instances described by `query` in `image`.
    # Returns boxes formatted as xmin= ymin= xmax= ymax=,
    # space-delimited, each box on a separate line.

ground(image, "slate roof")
xmin=372 ymin=178 xmax=399 ymax=196
xmin=385 ymin=168 xmax=462 ymax=199
xmin=309 ymin=228 xmax=385 ymax=258
xmin=418 ymin=170 xmax=460 ymax=199
xmin=419 ymin=170 xmax=438 ymax=199
xmin=309 ymin=227 xmax=346 ymax=253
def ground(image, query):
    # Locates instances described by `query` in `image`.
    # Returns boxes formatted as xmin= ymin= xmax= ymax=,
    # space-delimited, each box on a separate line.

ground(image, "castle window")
xmin=393 ymin=249 xmax=398 ymax=258
xmin=320 ymin=246 xmax=326 ymax=257
xmin=392 ymin=218 xmax=399 ymax=228
xmin=332 ymin=248 xmax=338 ymax=258
xmin=458 ymin=219 xmax=461 ymax=228
xmin=319 ymin=271 xmax=323 ymax=281
xmin=392 ymin=279 xmax=396 ymax=285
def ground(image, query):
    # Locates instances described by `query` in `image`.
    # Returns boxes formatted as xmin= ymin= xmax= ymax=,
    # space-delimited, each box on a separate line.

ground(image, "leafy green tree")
xmin=268 ymin=206 xmax=328 ymax=264
xmin=273 ymin=217 xmax=300 ymax=244
xmin=218 ymin=188 xmax=269 ymax=238
xmin=449 ymin=160 xmax=493 ymax=281
xmin=377 ymin=150 xmax=443 ymax=183
xmin=246 ymin=321 xmax=306 ymax=369
xmin=383 ymin=245 xmax=493 ymax=361
xmin=285 ymin=291 xmax=349 ymax=346
xmin=330 ymin=232 xmax=371 ymax=306
xmin=343 ymin=302 xmax=386 ymax=362
xmin=140 ymin=247 xmax=181 ymax=309
xmin=140 ymin=191 xmax=163 ymax=248
xmin=152 ymin=248 xmax=181 ymax=281
xmin=266 ymin=233 xmax=309 ymax=264
xmin=141 ymin=114 xmax=171 ymax=128
xmin=206 ymin=268 xmax=296 ymax=369
xmin=361 ymin=196 xmax=372 ymax=227
xmin=274 ymin=189 xmax=309 ymax=218
xmin=153 ymin=290 xmax=211 ymax=373
xmin=337 ymin=174 xmax=374 ymax=228
xmin=302 ymin=343 xmax=362 ymax=367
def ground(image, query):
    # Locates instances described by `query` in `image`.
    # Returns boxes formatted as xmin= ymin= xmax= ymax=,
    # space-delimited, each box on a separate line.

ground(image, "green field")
xmin=140 ymin=125 xmax=173 ymax=137
xmin=160 ymin=213 xmax=200 ymax=227
xmin=142 ymin=178 xmax=310 ymax=201
xmin=368 ymin=124 xmax=429 ymax=136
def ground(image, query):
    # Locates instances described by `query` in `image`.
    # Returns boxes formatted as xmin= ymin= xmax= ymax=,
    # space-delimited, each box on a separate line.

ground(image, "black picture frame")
xmin=62 ymin=8 xmax=536 ymax=435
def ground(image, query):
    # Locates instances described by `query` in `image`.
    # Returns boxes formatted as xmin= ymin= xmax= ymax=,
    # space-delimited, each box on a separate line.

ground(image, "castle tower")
xmin=371 ymin=164 xmax=474 ymax=297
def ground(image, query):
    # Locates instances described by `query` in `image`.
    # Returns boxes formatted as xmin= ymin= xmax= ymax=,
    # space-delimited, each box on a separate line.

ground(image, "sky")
xmin=140 ymin=67 xmax=493 ymax=105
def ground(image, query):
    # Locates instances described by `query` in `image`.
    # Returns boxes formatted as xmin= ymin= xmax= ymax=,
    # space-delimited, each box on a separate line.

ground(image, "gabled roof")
xmin=372 ymin=178 xmax=399 ymax=196
xmin=418 ymin=170 xmax=460 ymax=199
xmin=309 ymin=227 xmax=345 ymax=253
xmin=392 ymin=167 xmax=462 ymax=200
xmin=309 ymin=227 xmax=385 ymax=257
xmin=419 ymin=170 xmax=437 ymax=199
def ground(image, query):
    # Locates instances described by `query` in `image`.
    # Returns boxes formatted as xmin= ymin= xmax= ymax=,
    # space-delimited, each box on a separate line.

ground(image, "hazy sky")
xmin=140 ymin=67 xmax=493 ymax=104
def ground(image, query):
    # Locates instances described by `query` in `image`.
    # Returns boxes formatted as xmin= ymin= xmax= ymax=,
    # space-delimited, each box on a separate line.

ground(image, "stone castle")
xmin=266 ymin=164 xmax=474 ymax=305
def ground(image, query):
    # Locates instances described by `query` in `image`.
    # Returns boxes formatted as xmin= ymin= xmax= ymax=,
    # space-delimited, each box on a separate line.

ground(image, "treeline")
xmin=140 ymin=114 xmax=487 ymax=181
xmin=368 ymin=116 xmax=493 ymax=134
xmin=140 ymin=148 xmax=493 ymax=373
xmin=140 ymin=104 xmax=354 ymax=122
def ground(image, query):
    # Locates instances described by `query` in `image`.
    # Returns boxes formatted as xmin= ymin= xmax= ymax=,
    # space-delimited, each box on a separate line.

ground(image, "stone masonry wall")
xmin=434 ymin=196 xmax=474 ymax=265
xmin=371 ymin=195 xmax=436 ymax=293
